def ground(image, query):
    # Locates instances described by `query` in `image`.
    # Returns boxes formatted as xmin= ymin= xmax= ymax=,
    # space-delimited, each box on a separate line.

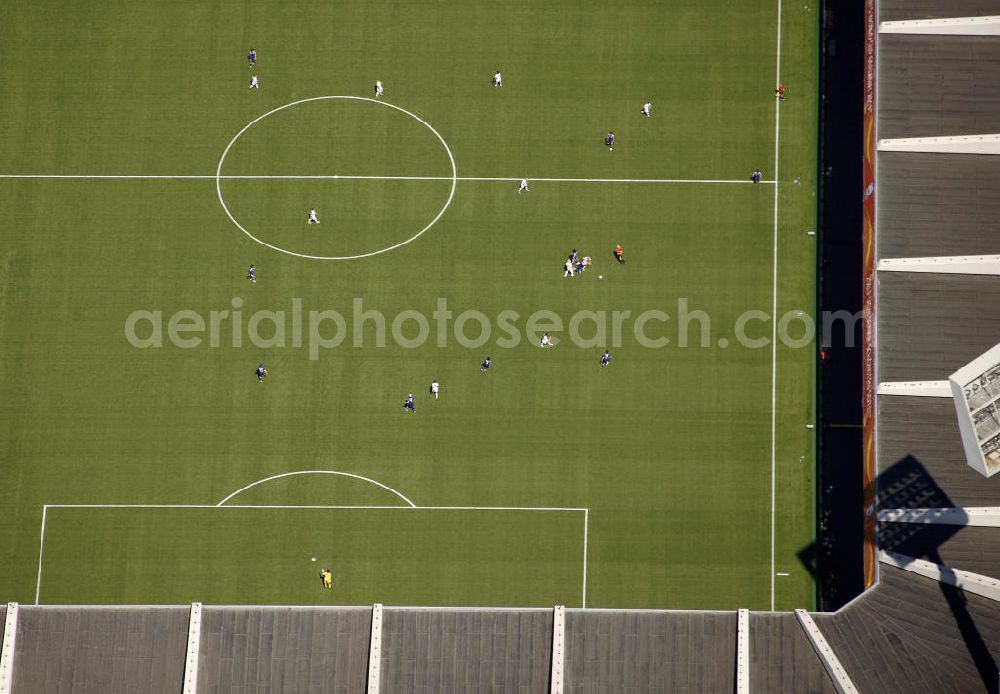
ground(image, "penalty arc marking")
xmin=216 ymin=470 xmax=418 ymax=507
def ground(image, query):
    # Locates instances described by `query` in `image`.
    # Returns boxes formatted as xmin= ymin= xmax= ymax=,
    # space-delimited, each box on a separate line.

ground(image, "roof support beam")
xmin=879 ymin=507 xmax=1000 ymax=526
xmin=735 ymin=609 xmax=750 ymax=694
xmin=880 ymin=15 xmax=1000 ymax=36
xmin=0 ymin=603 xmax=18 ymax=694
xmin=880 ymin=551 xmax=1000 ymax=602
xmin=876 ymin=381 xmax=951 ymax=397
xmin=182 ymin=602 xmax=202 ymax=694
xmin=550 ymin=605 xmax=566 ymax=694
xmin=878 ymin=134 xmax=1000 ymax=154
xmin=878 ymin=256 xmax=1000 ymax=276
xmin=366 ymin=604 xmax=383 ymax=694
xmin=794 ymin=609 xmax=859 ymax=694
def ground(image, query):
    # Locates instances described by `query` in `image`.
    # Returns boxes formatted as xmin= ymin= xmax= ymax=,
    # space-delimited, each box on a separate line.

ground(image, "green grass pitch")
xmin=0 ymin=0 xmax=818 ymax=610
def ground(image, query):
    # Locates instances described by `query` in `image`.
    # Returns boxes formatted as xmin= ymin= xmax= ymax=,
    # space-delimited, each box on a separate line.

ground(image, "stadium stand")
xmin=877 ymin=37 xmax=1000 ymax=139
xmin=877 ymin=0 xmax=999 ymax=23
xmin=562 ymin=610 xmax=736 ymax=691
xmin=814 ymin=566 xmax=1000 ymax=693
xmin=877 ymin=274 xmax=1000 ymax=383
xmin=749 ymin=613 xmax=837 ymax=692
xmin=196 ymin=606 xmax=371 ymax=691
xmin=877 ymin=400 xmax=1000 ymax=508
xmin=868 ymin=0 xmax=1000 ymax=689
xmin=0 ymin=587 xmax=992 ymax=692
xmin=379 ymin=608 xmax=552 ymax=691
xmin=10 ymin=607 xmax=188 ymax=693
xmin=882 ymin=524 xmax=1000 ymax=580
xmin=877 ymin=153 xmax=1000 ymax=259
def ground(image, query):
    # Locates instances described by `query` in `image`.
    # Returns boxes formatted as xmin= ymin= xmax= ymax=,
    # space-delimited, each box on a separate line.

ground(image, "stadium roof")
xmin=3 ymin=574 xmax=997 ymax=693
xmin=872 ymin=1 xmax=1000 ymax=691
xmin=873 ymin=7 xmax=1000 ymax=522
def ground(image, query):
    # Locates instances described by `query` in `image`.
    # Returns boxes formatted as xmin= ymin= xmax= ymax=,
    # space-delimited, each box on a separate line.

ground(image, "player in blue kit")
xmin=256 ymin=364 xmax=268 ymax=382
xmin=605 ymin=131 xmax=615 ymax=150
xmin=404 ymin=393 xmax=416 ymax=413
xmin=752 ymin=169 xmax=762 ymax=184
xmin=247 ymin=48 xmax=256 ymax=68
xmin=600 ymin=350 xmax=611 ymax=367
xmin=481 ymin=356 xmax=492 ymax=372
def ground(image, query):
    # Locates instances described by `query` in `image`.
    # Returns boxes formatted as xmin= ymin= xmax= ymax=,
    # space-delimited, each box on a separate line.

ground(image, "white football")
xmin=598 ymin=275 xmax=604 ymax=279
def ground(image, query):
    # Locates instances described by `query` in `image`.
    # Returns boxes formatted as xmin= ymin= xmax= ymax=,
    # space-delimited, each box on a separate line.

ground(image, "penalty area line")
xmin=34 ymin=505 xmax=48 ymax=605
xmin=40 ymin=503 xmax=587 ymax=511
xmin=582 ymin=508 xmax=589 ymax=608
xmin=0 ymin=174 xmax=774 ymax=185
xmin=35 ymin=504 xmax=589 ymax=604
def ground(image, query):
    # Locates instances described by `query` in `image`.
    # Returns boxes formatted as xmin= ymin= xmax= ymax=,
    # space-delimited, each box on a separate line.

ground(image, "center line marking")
xmin=0 ymin=174 xmax=772 ymax=184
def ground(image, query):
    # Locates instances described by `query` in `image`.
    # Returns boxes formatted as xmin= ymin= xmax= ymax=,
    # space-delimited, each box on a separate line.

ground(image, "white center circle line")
xmin=215 ymin=96 xmax=458 ymax=261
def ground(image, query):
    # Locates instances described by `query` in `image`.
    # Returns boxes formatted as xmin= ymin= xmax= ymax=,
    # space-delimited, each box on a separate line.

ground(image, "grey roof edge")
xmin=9 ymin=600 xmax=879 ymax=615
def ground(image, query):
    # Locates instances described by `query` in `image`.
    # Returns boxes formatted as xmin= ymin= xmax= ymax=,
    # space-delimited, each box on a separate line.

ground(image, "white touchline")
xmin=0 ymin=174 xmax=773 ymax=184
xmin=770 ymin=0 xmax=783 ymax=613
xmin=34 ymin=505 xmax=48 ymax=605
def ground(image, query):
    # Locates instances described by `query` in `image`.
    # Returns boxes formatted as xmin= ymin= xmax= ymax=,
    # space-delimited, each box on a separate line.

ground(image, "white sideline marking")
xmin=34 ymin=506 xmax=47 ymax=605
xmin=216 ymin=470 xmax=418 ymax=507
xmin=769 ymin=0 xmax=782 ymax=613
xmin=0 ymin=174 xmax=772 ymax=184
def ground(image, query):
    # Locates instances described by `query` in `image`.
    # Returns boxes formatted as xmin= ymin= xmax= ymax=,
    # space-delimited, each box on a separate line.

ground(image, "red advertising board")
xmin=861 ymin=0 xmax=878 ymax=589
